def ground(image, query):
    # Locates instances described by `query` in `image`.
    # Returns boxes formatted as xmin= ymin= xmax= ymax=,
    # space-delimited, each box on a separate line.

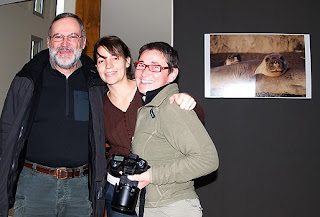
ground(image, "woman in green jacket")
xmin=128 ymin=42 xmax=219 ymax=217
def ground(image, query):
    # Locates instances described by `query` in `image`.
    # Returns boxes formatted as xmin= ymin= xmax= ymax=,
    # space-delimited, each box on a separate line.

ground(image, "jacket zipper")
xmin=66 ymin=78 xmax=69 ymax=116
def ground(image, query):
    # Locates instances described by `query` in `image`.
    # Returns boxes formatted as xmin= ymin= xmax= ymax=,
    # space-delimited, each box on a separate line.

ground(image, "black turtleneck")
xmin=143 ymin=84 xmax=171 ymax=105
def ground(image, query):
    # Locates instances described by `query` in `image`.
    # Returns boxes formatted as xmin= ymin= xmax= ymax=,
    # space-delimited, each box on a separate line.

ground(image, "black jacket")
xmin=0 ymin=49 xmax=106 ymax=217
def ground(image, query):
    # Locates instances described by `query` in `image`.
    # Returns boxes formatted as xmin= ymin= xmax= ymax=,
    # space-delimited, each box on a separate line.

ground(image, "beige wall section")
xmin=100 ymin=0 xmax=173 ymax=62
xmin=0 ymin=1 xmax=56 ymax=112
xmin=0 ymin=0 xmax=30 ymax=6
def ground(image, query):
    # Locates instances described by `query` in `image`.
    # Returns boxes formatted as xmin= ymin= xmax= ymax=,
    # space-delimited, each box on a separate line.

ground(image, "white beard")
xmin=49 ymin=46 xmax=82 ymax=69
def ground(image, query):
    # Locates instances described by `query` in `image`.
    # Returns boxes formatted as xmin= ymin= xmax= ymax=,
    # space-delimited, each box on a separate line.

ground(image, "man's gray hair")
xmin=48 ymin=12 xmax=86 ymax=37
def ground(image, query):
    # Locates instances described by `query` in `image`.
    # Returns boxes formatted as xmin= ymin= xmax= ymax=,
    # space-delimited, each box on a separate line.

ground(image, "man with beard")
xmin=0 ymin=13 xmax=106 ymax=217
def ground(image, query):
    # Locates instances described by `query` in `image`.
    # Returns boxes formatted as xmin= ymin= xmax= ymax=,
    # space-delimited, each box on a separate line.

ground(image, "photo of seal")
xmin=254 ymin=53 xmax=288 ymax=77
xmin=210 ymin=53 xmax=305 ymax=97
xmin=205 ymin=33 xmax=310 ymax=98
xmin=211 ymin=53 xmax=287 ymax=87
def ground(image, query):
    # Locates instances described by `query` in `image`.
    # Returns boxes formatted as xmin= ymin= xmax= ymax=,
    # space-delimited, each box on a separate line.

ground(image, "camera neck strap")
xmin=138 ymin=187 xmax=146 ymax=217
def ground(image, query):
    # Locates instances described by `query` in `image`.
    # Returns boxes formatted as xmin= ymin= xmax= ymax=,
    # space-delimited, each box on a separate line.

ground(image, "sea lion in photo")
xmin=210 ymin=53 xmax=301 ymax=97
xmin=211 ymin=53 xmax=288 ymax=87
xmin=254 ymin=53 xmax=288 ymax=77
xmin=225 ymin=53 xmax=242 ymax=65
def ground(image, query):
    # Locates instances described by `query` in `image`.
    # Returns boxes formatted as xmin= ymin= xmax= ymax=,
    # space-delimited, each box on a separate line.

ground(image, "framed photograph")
xmin=30 ymin=35 xmax=42 ymax=59
xmin=204 ymin=33 xmax=311 ymax=99
xmin=33 ymin=0 xmax=45 ymax=17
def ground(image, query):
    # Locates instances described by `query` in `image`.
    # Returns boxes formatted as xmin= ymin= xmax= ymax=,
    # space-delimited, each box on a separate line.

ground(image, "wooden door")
xmin=76 ymin=3 xmax=105 ymax=216
xmin=75 ymin=0 xmax=101 ymax=59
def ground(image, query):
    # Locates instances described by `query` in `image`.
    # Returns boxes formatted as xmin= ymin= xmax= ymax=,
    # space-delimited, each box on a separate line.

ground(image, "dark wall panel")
xmin=174 ymin=0 xmax=320 ymax=216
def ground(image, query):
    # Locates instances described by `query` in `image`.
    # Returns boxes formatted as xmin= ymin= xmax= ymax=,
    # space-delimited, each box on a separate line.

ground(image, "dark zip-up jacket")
xmin=0 ymin=49 xmax=106 ymax=217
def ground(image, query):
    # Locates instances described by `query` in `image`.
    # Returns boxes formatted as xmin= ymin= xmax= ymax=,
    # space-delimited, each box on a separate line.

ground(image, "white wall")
xmin=57 ymin=0 xmax=76 ymax=14
xmin=100 ymin=0 xmax=173 ymax=62
xmin=56 ymin=0 xmax=173 ymax=62
xmin=0 ymin=1 xmax=56 ymax=111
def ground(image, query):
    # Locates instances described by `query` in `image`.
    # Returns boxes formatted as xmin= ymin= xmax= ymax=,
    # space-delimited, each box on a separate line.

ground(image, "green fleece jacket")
xmin=132 ymin=83 xmax=219 ymax=207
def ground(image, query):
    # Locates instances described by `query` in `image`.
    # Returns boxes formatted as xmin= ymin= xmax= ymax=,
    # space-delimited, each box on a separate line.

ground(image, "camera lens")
xmin=137 ymin=160 xmax=146 ymax=168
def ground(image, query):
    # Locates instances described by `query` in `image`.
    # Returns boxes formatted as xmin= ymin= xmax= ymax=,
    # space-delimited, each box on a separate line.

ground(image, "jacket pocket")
xmin=74 ymin=90 xmax=89 ymax=121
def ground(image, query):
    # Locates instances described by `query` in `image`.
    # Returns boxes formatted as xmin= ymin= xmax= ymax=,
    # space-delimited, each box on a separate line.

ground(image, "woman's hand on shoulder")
xmin=169 ymin=93 xmax=196 ymax=110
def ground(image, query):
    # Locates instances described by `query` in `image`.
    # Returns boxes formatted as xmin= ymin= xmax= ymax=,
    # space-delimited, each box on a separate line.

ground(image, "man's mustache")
xmin=56 ymin=46 xmax=74 ymax=52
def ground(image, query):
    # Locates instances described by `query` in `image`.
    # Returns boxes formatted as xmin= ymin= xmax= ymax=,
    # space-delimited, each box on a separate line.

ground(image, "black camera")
xmin=109 ymin=153 xmax=149 ymax=213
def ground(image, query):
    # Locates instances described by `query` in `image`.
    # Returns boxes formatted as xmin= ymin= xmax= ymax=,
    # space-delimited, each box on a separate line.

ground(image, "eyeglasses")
xmin=50 ymin=33 xmax=83 ymax=42
xmin=134 ymin=62 xmax=169 ymax=73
